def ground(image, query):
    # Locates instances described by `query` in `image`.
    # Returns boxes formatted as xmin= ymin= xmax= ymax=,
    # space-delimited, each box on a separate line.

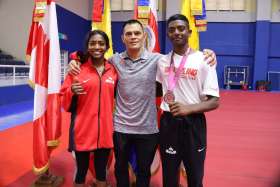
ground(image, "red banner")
xmin=92 ymin=0 xmax=103 ymax=22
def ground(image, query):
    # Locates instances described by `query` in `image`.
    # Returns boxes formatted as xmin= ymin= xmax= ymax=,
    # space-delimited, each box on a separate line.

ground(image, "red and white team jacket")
xmin=60 ymin=58 xmax=118 ymax=151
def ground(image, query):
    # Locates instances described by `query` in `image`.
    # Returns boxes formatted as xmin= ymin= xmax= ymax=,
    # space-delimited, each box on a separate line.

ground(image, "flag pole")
xmin=30 ymin=169 xmax=64 ymax=187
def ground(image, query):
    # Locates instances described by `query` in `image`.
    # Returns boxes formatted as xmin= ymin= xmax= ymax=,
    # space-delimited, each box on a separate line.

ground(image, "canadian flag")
xmin=26 ymin=0 xmax=61 ymax=174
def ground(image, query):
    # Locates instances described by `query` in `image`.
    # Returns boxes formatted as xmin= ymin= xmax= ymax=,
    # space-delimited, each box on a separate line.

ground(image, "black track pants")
xmin=159 ymin=112 xmax=207 ymax=187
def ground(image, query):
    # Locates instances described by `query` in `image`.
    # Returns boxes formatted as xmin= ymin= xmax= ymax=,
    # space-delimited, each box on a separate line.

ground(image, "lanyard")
xmin=167 ymin=48 xmax=191 ymax=91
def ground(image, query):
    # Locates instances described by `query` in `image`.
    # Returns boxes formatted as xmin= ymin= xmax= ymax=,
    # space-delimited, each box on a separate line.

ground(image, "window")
xmin=111 ymin=0 xmax=134 ymax=11
xmin=60 ymin=50 xmax=68 ymax=80
xmin=206 ymin=0 xmax=245 ymax=11
xmin=111 ymin=0 xmax=159 ymax=11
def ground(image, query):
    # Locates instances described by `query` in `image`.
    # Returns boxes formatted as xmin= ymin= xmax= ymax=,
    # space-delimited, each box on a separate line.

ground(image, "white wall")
xmin=0 ymin=0 xmax=34 ymax=61
xmin=272 ymin=0 xmax=280 ymax=22
xmin=56 ymin=0 xmax=91 ymax=20
xmin=0 ymin=0 xmax=90 ymax=61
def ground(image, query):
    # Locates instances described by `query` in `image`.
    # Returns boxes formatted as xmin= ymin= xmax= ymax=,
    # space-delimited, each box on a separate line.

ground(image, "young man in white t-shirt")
xmin=156 ymin=14 xmax=220 ymax=187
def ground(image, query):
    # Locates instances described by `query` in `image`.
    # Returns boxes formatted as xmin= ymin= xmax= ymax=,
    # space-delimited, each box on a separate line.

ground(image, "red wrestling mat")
xmin=1 ymin=91 xmax=280 ymax=187
xmin=205 ymin=91 xmax=280 ymax=187
xmin=0 ymin=112 xmax=71 ymax=187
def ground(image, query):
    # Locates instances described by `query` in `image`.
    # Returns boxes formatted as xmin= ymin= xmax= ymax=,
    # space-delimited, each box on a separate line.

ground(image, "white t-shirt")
xmin=156 ymin=50 xmax=220 ymax=112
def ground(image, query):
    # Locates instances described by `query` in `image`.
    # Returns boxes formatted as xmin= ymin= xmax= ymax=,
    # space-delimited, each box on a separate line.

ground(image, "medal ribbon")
xmin=167 ymin=48 xmax=191 ymax=91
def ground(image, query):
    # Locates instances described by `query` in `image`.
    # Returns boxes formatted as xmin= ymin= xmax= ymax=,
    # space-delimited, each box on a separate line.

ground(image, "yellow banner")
xmin=33 ymin=0 xmax=47 ymax=22
xmin=181 ymin=0 xmax=200 ymax=50
xmin=92 ymin=0 xmax=113 ymax=58
xmin=138 ymin=6 xmax=150 ymax=19
xmin=191 ymin=0 xmax=203 ymax=15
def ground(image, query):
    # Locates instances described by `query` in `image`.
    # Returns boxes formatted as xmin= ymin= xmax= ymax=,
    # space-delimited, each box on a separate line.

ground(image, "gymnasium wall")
xmin=56 ymin=5 xmax=91 ymax=54
xmin=269 ymin=23 xmax=280 ymax=71
xmin=110 ymin=0 xmax=280 ymax=89
xmin=200 ymin=23 xmax=256 ymax=87
xmin=111 ymin=21 xmax=280 ymax=89
xmin=0 ymin=0 xmax=91 ymax=61
xmin=111 ymin=21 xmax=258 ymax=88
xmin=0 ymin=0 xmax=34 ymax=61
xmin=0 ymin=1 xmax=91 ymax=105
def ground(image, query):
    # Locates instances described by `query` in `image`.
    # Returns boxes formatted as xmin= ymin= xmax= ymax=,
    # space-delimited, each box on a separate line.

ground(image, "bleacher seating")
xmin=0 ymin=54 xmax=13 ymax=60
xmin=0 ymin=49 xmax=29 ymax=78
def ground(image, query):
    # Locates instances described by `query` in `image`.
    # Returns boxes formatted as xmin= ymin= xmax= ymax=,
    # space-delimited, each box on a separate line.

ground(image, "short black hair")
xmin=84 ymin=30 xmax=110 ymax=51
xmin=167 ymin=14 xmax=190 ymax=28
xmin=122 ymin=19 xmax=144 ymax=33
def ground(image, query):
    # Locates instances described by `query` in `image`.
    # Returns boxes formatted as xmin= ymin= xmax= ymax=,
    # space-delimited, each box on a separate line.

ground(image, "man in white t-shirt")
xmin=156 ymin=14 xmax=220 ymax=187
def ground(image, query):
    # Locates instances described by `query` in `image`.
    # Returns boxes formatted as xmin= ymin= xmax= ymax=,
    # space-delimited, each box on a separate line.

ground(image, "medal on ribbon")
xmin=163 ymin=90 xmax=175 ymax=104
xmin=164 ymin=48 xmax=191 ymax=104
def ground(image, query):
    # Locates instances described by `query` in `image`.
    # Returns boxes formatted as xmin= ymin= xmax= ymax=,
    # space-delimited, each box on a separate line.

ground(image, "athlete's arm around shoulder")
xmin=107 ymin=53 xmax=122 ymax=66
xmin=155 ymin=52 xmax=169 ymax=84
xmin=155 ymin=52 xmax=169 ymax=67
xmin=202 ymin=48 xmax=217 ymax=67
xmin=68 ymin=60 xmax=81 ymax=76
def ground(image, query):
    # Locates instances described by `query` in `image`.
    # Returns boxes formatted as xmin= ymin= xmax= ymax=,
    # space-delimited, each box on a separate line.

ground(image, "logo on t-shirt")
xmin=164 ymin=67 xmax=198 ymax=80
xmin=183 ymin=68 xmax=198 ymax=80
xmin=105 ymin=76 xmax=115 ymax=84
